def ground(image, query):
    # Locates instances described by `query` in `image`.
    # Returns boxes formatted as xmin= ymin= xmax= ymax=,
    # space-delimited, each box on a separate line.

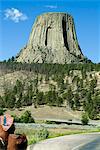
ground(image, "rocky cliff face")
xmin=16 ymin=13 xmax=84 ymax=64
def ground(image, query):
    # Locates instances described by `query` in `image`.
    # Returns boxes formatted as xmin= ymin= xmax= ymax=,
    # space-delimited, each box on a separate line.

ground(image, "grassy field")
xmin=6 ymin=105 xmax=82 ymax=120
xmin=15 ymin=126 xmax=100 ymax=145
xmin=5 ymin=105 xmax=100 ymax=145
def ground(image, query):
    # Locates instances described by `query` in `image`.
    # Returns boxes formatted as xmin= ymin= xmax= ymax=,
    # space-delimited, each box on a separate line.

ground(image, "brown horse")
xmin=7 ymin=134 xmax=27 ymax=150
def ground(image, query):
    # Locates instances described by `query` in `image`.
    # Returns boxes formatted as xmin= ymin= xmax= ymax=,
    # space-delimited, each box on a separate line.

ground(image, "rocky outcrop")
xmin=16 ymin=13 xmax=84 ymax=64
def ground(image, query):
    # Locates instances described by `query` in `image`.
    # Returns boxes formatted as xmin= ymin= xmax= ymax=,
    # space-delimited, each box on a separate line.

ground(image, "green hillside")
xmin=0 ymin=61 xmax=100 ymax=120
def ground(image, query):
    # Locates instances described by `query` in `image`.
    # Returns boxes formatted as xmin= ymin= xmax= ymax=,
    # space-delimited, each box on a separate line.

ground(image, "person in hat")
xmin=0 ymin=114 xmax=15 ymax=149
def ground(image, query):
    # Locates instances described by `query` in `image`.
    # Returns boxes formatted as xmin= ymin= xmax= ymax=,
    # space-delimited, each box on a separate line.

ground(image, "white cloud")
xmin=4 ymin=8 xmax=28 ymax=23
xmin=45 ymin=5 xmax=57 ymax=9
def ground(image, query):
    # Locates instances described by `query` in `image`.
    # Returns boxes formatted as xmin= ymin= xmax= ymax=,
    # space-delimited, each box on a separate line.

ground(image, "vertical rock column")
xmin=17 ymin=13 xmax=84 ymax=63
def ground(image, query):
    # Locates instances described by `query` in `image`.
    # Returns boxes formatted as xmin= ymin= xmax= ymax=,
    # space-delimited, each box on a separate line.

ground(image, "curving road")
xmin=79 ymin=136 xmax=100 ymax=150
xmin=27 ymin=133 xmax=100 ymax=150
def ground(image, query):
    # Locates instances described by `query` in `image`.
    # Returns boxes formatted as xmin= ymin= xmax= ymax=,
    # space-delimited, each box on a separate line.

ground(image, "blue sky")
xmin=0 ymin=0 xmax=100 ymax=63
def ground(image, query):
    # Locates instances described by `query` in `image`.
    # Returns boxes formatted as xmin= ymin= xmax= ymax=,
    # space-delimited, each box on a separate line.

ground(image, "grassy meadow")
xmin=15 ymin=126 xmax=100 ymax=145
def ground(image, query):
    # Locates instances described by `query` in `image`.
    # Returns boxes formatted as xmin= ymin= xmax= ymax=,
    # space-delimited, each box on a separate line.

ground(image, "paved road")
xmin=79 ymin=136 xmax=100 ymax=150
xmin=27 ymin=133 xmax=100 ymax=150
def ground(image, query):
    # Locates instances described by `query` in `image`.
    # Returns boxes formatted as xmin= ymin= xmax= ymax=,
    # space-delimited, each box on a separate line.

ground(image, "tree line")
xmin=0 ymin=60 xmax=100 ymax=76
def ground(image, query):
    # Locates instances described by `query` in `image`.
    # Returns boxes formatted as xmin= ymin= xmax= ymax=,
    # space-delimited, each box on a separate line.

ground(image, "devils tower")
xmin=16 ymin=13 xmax=84 ymax=64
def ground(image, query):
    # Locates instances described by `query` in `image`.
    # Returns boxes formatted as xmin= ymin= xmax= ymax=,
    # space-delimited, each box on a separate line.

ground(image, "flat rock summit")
xmin=16 ymin=12 xmax=84 ymax=64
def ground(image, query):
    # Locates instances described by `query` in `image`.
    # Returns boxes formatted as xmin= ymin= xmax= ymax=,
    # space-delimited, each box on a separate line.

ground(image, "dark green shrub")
xmin=12 ymin=111 xmax=35 ymax=123
xmin=11 ymin=114 xmax=21 ymax=123
xmin=81 ymin=113 xmax=89 ymax=125
xmin=20 ymin=111 xmax=35 ymax=123
xmin=35 ymin=128 xmax=49 ymax=141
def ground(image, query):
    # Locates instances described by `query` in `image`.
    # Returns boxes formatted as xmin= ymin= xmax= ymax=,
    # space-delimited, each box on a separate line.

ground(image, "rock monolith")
xmin=16 ymin=13 xmax=84 ymax=64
